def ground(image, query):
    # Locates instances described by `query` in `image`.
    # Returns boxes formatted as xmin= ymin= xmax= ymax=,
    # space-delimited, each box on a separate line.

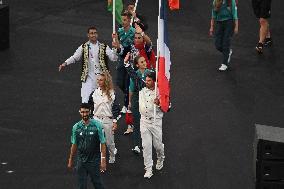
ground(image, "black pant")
xmin=116 ymin=59 xmax=130 ymax=107
xmin=76 ymin=158 xmax=104 ymax=189
xmin=252 ymin=0 xmax=271 ymax=18
xmin=214 ymin=19 xmax=234 ymax=65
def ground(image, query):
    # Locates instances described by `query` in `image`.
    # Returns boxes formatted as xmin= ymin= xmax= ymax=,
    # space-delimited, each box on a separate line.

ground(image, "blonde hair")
xmin=214 ymin=0 xmax=223 ymax=11
xmin=99 ymin=71 xmax=114 ymax=101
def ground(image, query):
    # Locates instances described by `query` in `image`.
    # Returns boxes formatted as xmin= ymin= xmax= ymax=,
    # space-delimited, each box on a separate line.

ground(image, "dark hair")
xmin=146 ymin=71 xmax=156 ymax=82
xmin=80 ymin=103 xmax=91 ymax=110
xmin=121 ymin=12 xmax=132 ymax=19
xmin=87 ymin=26 xmax=97 ymax=33
xmin=134 ymin=55 xmax=143 ymax=66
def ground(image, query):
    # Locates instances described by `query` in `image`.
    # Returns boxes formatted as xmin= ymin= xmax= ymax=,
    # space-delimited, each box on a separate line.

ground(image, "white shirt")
xmin=65 ymin=41 xmax=118 ymax=81
xmin=92 ymin=87 xmax=115 ymax=118
xmin=139 ymin=87 xmax=163 ymax=119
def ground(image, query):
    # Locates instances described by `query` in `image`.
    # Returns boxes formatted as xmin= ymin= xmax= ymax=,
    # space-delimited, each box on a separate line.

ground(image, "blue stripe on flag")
xmin=160 ymin=0 xmax=169 ymax=46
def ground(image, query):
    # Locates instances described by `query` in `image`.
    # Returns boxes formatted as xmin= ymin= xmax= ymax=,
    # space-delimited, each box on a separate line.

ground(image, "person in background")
xmin=209 ymin=0 xmax=238 ymax=71
xmin=252 ymin=0 xmax=272 ymax=54
xmin=115 ymin=12 xmax=135 ymax=114
xmin=124 ymin=53 xmax=151 ymax=153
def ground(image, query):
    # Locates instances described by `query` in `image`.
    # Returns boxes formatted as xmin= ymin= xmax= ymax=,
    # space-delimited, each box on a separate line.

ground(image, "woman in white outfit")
xmin=91 ymin=71 xmax=120 ymax=164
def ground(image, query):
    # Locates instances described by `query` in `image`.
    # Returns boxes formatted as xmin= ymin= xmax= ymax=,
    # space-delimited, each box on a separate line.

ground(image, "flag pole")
xmin=112 ymin=0 xmax=116 ymax=34
xmin=154 ymin=0 xmax=162 ymax=123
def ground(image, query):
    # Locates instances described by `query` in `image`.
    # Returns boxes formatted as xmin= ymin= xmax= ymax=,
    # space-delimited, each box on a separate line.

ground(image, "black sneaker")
xmin=256 ymin=42 xmax=264 ymax=54
xmin=264 ymin=37 xmax=272 ymax=46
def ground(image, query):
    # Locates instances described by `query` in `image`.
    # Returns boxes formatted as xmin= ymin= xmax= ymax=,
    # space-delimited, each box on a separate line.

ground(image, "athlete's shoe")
xmin=264 ymin=37 xmax=272 ymax=46
xmin=132 ymin=146 xmax=141 ymax=154
xmin=256 ymin=42 xmax=264 ymax=54
xmin=144 ymin=169 xmax=153 ymax=178
xmin=120 ymin=106 xmax=127 ymax=114
xmin=156 ymin=159 xmax=164 ymax=170
xmin=218 ymin=64 xmax=228 ymax=71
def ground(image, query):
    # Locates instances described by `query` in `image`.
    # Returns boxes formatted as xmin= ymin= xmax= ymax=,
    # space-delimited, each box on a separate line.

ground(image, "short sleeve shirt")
xmin=71 ymin=119 xmax=106 ymax=162
xmin=211 ymin=0 xmax=238 ymax=21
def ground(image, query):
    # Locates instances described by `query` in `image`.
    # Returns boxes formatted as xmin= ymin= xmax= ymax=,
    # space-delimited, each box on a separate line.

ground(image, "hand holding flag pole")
xmin=130 ymin=0 xmax=139 ymax=26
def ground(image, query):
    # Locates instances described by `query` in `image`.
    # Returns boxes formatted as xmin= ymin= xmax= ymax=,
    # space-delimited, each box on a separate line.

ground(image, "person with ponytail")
xmin=209 ymin=0 xmax=239 ymax=71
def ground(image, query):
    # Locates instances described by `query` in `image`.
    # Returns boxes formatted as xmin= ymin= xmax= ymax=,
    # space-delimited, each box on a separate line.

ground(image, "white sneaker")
xmin=144 ymin=169 xmax=153 ymax=178
xmin=156 ymin=159 xmax=164 ymax=170
xmin=218 ymin=64 xmax=228 ymax=71
xmin=227 ymin=49 xmax=233 ymax=63
xmin=123 ymin=126 xmax=133 ymax=135
xmin=132 ymin=146 xmax=140 ymax=154
xmin=120 ymin=106 xmax=127 ymax=114
xmin=114 ymin=148 xmax=118 ymax=155
xmin=109 ymin=155 xmax=115 ymax=164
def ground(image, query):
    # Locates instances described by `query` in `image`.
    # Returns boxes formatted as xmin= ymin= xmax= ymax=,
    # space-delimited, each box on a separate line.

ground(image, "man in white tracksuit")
xmin=139 ymin=71 xmax=165 ymax=179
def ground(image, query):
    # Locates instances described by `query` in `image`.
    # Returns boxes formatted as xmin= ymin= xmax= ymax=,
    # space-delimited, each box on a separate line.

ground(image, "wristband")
xmin=141 ymin=32 xmax=145 ymax=37
xmin=101 ymin=157 xmax=106 ymax=159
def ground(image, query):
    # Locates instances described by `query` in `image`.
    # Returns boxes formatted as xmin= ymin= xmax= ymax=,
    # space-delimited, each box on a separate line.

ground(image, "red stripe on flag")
xmin=169 ymin=0 xmax=179 ymax=10
xmin=158 ymin=57 xmax=170 ymax=112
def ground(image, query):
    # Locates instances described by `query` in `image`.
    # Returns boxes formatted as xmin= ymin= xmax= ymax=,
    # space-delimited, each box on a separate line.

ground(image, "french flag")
xmin=157 ymin=0 xmax=171 ymax=112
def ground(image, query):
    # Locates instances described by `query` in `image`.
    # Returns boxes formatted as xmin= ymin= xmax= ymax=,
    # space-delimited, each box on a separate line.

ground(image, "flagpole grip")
xmin=130 ymin=0 xmax=138 ymax=26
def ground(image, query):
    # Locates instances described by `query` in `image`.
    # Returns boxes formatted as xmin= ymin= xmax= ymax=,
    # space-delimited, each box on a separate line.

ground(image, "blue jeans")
xmin=214 ymin=19 xmax=234 ymax=65
xmin=76 ymin=157 xmax=104 ymax=189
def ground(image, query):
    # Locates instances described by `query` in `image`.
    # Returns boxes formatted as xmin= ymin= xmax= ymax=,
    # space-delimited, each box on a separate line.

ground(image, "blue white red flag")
xmin=157 ymin=0 xmax=171 ymax=112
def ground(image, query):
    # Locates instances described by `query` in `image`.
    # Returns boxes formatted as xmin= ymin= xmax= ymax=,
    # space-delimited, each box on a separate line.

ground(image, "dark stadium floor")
xmin=0 ymin=0 xmax=284 ymax=188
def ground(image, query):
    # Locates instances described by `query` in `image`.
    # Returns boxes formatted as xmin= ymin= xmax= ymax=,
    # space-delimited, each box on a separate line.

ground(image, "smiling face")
xmin=136 ymin=56 xmax=147 ymax=70
xmin=134 ymin=33 xmax=144 ymax=45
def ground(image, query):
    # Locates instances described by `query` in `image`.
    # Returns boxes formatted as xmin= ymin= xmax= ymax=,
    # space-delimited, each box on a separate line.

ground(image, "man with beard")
xmin=139 ymin=72 xmax=165 ymax=178
xmin=67 ymin=103 xmax=107 ymax=189
xmin=59 ymin=26 xmax=120 ymax=103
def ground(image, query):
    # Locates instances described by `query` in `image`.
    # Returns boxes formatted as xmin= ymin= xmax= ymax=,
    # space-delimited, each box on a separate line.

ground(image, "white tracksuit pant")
xmin=94 ymin=116 xmax=116 ymax=157
xmin=81 ymin=77 xmax=98 ymax=103
xmin=140 ymin=117 xmax=165 ymax=170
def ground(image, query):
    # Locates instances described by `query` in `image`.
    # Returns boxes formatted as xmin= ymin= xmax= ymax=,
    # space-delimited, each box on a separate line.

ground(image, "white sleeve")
xmin=65 ymin=45 xmax=83 ymax=65
xmin=106 ymin=45 xmax=118 ymax=62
